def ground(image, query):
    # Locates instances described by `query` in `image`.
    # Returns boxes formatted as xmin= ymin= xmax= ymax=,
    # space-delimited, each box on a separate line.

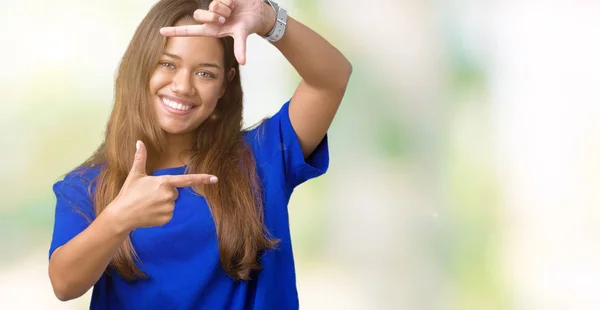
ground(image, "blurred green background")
xmin=2 ymin=0 xmax=600 ymax=309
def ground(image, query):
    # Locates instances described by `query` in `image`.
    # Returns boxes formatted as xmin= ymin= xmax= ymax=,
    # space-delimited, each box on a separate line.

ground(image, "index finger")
xmin=163 ymin=174 xmax=218 ymax=187
xmin=160 ymin=24 xmax=219 ymax=37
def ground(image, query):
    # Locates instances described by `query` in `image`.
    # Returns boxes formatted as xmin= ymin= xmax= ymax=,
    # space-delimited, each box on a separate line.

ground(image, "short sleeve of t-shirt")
xmin=246 ymin=100 xmax=330 ymax=190
xmin=49 ymin=167 xmax=99 ymax=259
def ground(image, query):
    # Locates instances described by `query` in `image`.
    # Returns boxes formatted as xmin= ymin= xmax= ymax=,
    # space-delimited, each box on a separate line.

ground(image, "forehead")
xmin=162 ymin=18 xmax=224 ymax=64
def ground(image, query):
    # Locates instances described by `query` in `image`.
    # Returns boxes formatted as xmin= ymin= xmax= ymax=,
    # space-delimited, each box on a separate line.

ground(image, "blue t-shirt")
xmin=49 ymin=101 xmax=329 ymax=309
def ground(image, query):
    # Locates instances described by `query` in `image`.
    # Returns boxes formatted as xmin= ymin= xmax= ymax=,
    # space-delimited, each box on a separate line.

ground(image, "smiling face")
xmin=149 ymin=18 xmax=230 ymax=138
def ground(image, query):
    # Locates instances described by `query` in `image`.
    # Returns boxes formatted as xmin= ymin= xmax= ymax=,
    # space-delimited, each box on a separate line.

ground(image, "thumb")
xmin=233 ymin=32 xmax=248 ymax=65
xmin=130 ymin=140 xmax=147 ymax=176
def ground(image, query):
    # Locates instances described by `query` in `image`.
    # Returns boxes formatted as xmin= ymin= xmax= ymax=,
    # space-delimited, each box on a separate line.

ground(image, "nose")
xmin=170 ymin=69 xmax=196 ymax=97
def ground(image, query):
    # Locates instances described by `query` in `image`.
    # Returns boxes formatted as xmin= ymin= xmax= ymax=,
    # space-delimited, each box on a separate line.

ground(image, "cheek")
xmin=196 ymin=81 xmax=225 ymax=103
xmin=149 ymin=70 xmax=170 ymax=92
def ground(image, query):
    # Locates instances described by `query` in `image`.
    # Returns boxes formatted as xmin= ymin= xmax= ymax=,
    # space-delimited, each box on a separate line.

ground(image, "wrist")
xmin=259 ymin=1 xmax=277 ymax=37
xmin=103 ymin=201 xmax=133 ymax=236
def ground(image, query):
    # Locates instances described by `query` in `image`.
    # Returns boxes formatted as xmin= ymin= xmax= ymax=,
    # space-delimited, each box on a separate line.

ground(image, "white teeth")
xmin=162 ymin=97 xmax=192 ymax=111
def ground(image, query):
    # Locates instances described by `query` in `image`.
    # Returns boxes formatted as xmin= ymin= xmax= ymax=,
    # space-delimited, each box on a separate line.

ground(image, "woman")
xmin=48 ymin=0 xmax=351 ymax=308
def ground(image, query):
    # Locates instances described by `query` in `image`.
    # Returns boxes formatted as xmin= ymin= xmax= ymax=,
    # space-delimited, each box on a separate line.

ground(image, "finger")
xmin=158 ymin=212 xmax=174 ymax=226
xmin=130 ymin=140 xmax=147 ymax=175
xmin=160 ymin=24 xmax=220 ymax=37
xmin=169 ymin=187 xmax=179 ymax=201
xmin=216 ymin=0 xmax=233 ymax=8
xmin=208 ymin=1 xmax=232 ymax=19
xmin=163 ymin=174 xmax=218 ymax=188
xmin=194 ymin=9 xmax=226 ymax=25
xmin=233 ymin=32 xmax=248 ymax=65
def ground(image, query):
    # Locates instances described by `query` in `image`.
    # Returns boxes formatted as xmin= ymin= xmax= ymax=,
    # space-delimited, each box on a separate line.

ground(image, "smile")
xmin=160 ymin=96 xmax=197 ymax=115
xmin=162 ymin=96 xmax=193 ymax=111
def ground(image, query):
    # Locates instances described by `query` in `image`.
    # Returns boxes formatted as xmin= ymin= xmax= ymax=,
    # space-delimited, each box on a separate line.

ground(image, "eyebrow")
xmin=162 ymin=52 xmax=222 ymax=70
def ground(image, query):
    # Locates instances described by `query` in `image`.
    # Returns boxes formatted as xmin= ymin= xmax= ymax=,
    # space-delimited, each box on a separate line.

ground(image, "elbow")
xmin=54 ymin=290 xmax=74 ymax=302
xmin=51 ymin=278 xmax=86 ymax=302
xmin=306 ymin=59 xmax=353 ymax=90
xmin=345 ymin=60 xmax=353 ymax=77
xmin=338 ymin=60 xmax=353 ymax=89
xmin=325 ymin=61 xmax=352 ymax=91
xmin=49 ymin=265 xmax=82 ymax=302
xmin=51 ymin=280 xmax=77 ymax=302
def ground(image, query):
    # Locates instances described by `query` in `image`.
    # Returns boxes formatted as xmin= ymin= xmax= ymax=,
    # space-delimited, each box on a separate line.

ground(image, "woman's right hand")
xmin=107 ymin=140 xmax=217 ymax=231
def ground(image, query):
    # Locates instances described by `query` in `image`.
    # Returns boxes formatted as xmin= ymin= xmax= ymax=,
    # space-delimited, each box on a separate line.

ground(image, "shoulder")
xmin=242 ymin=101 xmax=292 ymax=153
xmin=53 ymin=164 xmax=102 ymax=197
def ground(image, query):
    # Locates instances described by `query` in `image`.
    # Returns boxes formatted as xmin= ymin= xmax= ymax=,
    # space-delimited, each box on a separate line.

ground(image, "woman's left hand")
xmin=160 ymin=0 xmax=276 ymax=65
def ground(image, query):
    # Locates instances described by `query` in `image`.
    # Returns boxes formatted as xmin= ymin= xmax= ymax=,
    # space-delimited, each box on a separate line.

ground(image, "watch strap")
xmin=262 ymin=0 xmax=287 ymax=43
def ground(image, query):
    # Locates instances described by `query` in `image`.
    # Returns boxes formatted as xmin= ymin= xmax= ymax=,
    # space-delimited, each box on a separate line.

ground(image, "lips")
xmin=159 ymin=95 xmax=197 ymax=115
xmin=161 ymin=96 xmax=194 ymax=111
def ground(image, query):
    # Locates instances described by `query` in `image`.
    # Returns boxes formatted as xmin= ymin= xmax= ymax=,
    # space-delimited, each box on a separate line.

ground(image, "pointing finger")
xmin=163 ymin=174 xmax=218 ymax=188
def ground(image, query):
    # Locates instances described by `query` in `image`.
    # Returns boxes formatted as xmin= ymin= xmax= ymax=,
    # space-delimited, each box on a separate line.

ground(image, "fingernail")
xmin=209 ymin=176 xmax=218 ymax=183
xmin=136 ymin=140 xmax=141 ymax=152
xmin=218 ymin=17 xmax=226 ymax=24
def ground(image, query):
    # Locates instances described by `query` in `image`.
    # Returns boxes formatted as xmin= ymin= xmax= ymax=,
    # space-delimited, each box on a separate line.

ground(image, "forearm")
xmin=49 ymin=208 xmax=129 ymax=301
xmin=263 ymin=12 xmax=352 ymax=89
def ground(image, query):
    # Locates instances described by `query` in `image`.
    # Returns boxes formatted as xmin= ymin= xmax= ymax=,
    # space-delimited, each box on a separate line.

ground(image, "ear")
xmin=220 ymin=68 xmax=237 ymax=98
xmin=228 ymin=68 xmax=236 ymax=82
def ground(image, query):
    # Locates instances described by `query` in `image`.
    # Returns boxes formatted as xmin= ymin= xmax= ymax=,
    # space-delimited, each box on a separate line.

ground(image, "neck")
xmin=155 ymin=132 xmax=195 ymax=170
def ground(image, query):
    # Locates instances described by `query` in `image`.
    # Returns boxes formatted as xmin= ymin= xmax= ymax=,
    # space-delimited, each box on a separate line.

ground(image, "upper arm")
xmin=246 ymin=102 xmax=330 ymax=190
xmin=289 ymin=79 xmax=349 ymax=158
xmin=49 ymin=170 xmax=96 ymax=260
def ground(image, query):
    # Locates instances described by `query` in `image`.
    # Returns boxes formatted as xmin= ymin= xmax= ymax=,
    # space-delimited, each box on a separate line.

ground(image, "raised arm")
xmin=160 ymin=0 xmax=353 ymax=158
xmin=264 ymin=10 xmax=352 ymax=158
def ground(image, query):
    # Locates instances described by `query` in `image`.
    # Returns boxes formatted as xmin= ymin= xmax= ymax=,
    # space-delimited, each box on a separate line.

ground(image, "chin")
xmin=158 ymin=121 xmax=202 ymax=136
xmin=161 ymin=127 xmax=193 ymax=135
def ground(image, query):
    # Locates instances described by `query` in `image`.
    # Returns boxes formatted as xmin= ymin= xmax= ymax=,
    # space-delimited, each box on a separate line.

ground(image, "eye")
xmin=196 ymin=71 xmax=215 ymax=78
xmin=159 ymin=62 xmax=175 ymax=69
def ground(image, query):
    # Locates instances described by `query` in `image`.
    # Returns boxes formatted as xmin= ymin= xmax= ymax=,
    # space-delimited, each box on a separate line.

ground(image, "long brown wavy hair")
xmin=79 ymin=0 xmax=278 ymax=281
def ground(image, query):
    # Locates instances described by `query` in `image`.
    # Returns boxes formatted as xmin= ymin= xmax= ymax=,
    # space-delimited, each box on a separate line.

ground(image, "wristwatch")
xmin=262 ymin=0 xmax=287 ymax=43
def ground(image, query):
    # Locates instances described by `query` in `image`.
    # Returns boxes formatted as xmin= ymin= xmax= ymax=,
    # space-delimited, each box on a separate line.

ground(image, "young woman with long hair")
xmin=48 ymin=0 xmax=351 ymax=308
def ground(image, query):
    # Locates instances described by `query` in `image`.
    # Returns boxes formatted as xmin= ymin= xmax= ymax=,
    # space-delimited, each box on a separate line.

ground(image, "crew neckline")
xmin=151 ymin=165 xmax=188 ymax=176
